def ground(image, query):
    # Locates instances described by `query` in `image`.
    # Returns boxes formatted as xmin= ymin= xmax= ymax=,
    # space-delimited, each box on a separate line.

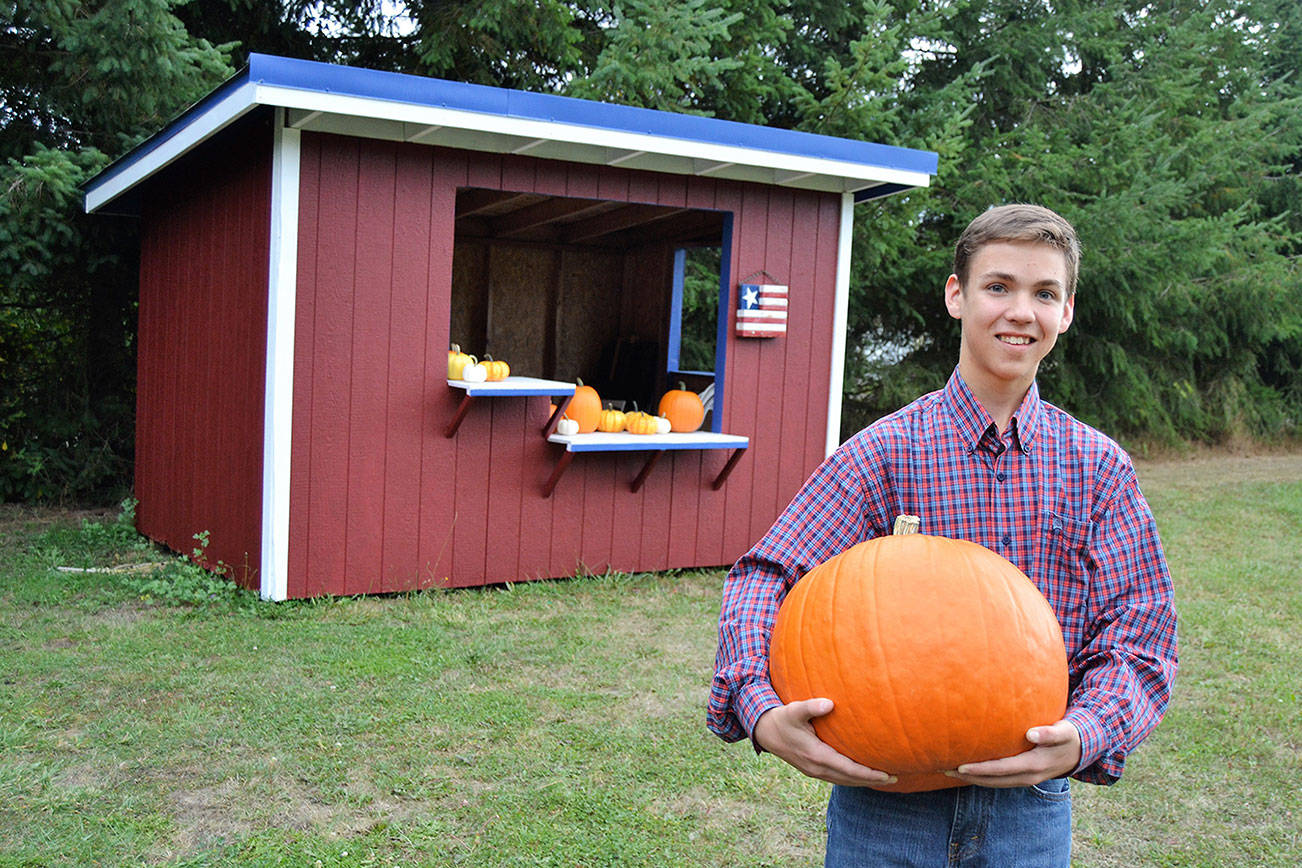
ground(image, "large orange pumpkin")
xmin=768 ymin=516 xmax=1068 ymax=793
xmin=658 ymin=382 xmax=705 ymax=432
xmin=568 ymin=379 xmax=602 ymax=433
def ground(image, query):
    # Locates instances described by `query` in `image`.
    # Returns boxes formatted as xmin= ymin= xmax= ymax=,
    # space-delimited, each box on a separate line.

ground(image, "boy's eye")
xmin=987 ymin=283 xmax=1007 ymax=293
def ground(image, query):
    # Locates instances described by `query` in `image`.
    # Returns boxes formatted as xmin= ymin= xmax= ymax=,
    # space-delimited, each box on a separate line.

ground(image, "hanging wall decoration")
xmin=736 ymin=271 xmax=788 ymax=338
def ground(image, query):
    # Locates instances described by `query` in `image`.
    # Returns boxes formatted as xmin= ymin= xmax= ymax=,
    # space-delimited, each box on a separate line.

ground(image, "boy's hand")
xmin=943 ymin=720 xmax=1082 ymax=788
xmin=753 ymin=698 xmax=898 ymax=787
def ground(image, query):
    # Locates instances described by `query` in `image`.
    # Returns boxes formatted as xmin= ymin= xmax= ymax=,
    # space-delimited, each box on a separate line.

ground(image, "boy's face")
xmin=944 ymin=240 xmax=1075 ymax=394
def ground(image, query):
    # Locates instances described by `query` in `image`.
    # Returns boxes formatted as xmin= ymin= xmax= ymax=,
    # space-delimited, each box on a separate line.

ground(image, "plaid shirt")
xmin=708 ymin=369 xmax=1178 ymax=784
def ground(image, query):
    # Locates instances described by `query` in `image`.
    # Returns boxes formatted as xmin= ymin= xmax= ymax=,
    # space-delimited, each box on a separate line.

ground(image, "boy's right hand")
xmin=753 ymin=698 xmax=898 ymax=787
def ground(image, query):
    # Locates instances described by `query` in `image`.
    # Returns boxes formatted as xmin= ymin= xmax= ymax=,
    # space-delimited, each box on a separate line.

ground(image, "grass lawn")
xmin=1 ymin=453 xmax=1298 ymax=866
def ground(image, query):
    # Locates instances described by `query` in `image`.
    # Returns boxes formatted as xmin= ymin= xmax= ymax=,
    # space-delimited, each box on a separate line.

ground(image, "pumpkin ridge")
xmin=790 ymin=577 xmax=816 ymax=705
xmin=814 ymin=556 xmax=851 ymax=759
xmin=867 ymin=540 xmax=920 ymax=773
xmin=967 ymin=544 xmax=996 ymax=763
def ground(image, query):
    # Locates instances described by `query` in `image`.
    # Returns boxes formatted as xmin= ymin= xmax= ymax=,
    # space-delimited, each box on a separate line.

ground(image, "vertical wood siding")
xmin=135 ymin=114 xmax=272 ymax=587
xmin=287 ymin=133 xmax=844 ymax=595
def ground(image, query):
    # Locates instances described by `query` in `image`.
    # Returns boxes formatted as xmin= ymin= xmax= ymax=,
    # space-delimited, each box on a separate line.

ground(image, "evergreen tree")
xmin=0 ymin=0 xmax=232 ymax=500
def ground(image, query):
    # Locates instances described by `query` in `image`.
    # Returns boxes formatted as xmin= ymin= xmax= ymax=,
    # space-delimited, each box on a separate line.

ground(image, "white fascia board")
xmin=826 ymin=193 xmax=855 ymax=458
xmin=84 ymin=82 xmax=258 ymax=214
xmin=260 ymin=119 xmax=300 ymax=602
xmin=254 ymin=84 xmax=934 ymax=192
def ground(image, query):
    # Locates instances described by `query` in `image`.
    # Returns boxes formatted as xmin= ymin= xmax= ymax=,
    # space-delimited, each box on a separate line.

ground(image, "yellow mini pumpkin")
xmin=448 ymin=344 xmax=475 ymax=380
xmin=597 ymin=407 xmax=627 ymax=433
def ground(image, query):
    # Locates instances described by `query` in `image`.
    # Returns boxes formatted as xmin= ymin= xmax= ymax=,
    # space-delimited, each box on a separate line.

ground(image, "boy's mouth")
xmin=998 ymin=335 xmax=1034 ymax=345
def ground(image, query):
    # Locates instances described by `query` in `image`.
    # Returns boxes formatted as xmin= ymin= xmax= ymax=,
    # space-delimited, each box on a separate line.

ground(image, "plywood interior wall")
xmin=451 ymin=239 xmax=671 ymax=409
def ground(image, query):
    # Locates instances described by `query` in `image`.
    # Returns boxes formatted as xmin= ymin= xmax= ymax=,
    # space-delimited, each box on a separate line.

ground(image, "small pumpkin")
xmin=768 ymin=515 xmax=1068 ymax=793
xmin=597 ymin=406 xmax=627 ymax=433
xmin=658 ymin=382 xmax=705 ymax=432
xmin=626 ymin=413 xmax=660 ymax=435
xmin=448 ymin=344 xmax=475 ymax=380
xmin=568 ymin=379 xmax=602 ymax=433
xmin=654 ymin=414 xmax=672 ymax=435
xmin=461 ymin=361 xmax=488 ymax=383
xmin=482 ymin=355 xmax=511 ymax=381
xmin=556 ymin=416 xmax=580 ymax=436
xmin=623 ymin=402 xmax=649 ymax=428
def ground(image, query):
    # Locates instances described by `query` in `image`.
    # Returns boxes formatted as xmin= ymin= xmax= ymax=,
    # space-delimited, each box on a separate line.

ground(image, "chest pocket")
xmin=1038 ymin=510 xmax=1092 ymax=634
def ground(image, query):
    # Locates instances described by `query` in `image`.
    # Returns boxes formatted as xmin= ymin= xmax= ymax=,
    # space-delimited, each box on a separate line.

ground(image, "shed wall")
xmin=135 ymin=114 xmax=272 ymax=586
xmin=287 ymin=132 xmax=843 ymax=596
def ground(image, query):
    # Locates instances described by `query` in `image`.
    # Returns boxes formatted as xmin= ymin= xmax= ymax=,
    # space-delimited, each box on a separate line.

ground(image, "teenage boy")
xmin=708 ymin=204 xmax=1178 ymax=866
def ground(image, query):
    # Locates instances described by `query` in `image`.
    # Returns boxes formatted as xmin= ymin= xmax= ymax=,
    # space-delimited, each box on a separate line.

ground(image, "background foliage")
xmin=2 ymin=0 xmax=1298 ymax=502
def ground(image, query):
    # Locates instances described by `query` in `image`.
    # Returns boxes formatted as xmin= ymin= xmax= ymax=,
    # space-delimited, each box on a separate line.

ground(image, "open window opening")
xmin=449 ymin=188 xmax=727 ymax=421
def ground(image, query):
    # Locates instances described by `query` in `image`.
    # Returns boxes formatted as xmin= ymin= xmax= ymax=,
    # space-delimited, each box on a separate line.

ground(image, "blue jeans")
xmin=824 ymin=779 xmax=1072 ymax=867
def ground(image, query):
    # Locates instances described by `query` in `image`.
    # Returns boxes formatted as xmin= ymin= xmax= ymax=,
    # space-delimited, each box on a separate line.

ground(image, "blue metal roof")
xmin=85 ymin=53 xmax=938 ymax=214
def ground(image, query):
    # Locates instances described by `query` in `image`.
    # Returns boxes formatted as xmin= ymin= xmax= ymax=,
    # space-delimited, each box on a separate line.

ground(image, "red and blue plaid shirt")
xmin=708 ymin=369 xmax=1178 ymax=784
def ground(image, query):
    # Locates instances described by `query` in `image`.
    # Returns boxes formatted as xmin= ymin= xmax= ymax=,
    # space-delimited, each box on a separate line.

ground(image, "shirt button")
xmin=996 ymin=472 xmax=1006 ymax=482
xmin=1001 ymin=534 xmax=1011 ymax=547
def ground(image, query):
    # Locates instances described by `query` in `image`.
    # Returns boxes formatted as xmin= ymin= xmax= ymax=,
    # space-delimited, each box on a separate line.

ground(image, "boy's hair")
xmin=953 ymin=204 xmax=1081 ymax=296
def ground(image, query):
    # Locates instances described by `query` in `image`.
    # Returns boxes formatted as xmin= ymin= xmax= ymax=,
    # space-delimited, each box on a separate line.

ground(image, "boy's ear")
xmin=1059 ymin=293 xmax=1076 ymax=333
xmin=944 ymin=274 xmax=964 ymax=320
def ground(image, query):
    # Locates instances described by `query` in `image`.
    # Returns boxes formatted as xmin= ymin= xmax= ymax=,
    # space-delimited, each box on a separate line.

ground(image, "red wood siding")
xmin=287 ymin=132 xmax=844 ymax=595
xmin=135 ymin=114 xmax=272 ymax=587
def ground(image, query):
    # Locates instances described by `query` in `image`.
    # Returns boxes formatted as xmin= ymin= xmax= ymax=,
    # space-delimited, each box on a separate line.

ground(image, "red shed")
xmin=84 ymin=54 xmax=937 ymax=600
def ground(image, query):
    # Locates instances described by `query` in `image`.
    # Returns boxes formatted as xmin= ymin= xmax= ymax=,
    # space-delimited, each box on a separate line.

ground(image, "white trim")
xmin=260 ymin=116 xmax=300 ymax=601
xmin=826 ymin=193 xmax=855 ymax=458
xmin=84 ymin=82 xmax=258 ymax=213
xmin=252 ymin=84 xmax=934 ymax=191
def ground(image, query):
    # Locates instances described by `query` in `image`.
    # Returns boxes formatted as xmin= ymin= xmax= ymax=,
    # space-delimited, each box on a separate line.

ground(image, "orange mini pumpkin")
xmin=626 ymin=413 xmax=660 ymax=435
xmin=482 ymin=356 xmax=510 ymax=381
xmin=768 ymin=515 xmax=1068 ymax=793
xmin=568 ymin=380 xmax=602 ymax=433
xmin=658 ymin=382 xmax=705 ymax=432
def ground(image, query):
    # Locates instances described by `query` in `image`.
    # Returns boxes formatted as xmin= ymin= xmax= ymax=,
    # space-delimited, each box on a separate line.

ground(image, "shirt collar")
xmin=942 ymin=369 xmax=1044 ymax=454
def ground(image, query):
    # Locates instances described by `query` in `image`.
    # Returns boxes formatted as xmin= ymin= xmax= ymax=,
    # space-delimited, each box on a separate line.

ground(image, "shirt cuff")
xmin=1064 ymin=706 xmax=1108 ymax=776
xmin=738 ymin=680 xmax=784 ymax=750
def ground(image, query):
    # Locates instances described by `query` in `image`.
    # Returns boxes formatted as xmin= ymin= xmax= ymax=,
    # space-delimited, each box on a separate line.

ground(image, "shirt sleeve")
xmin=1066 ymin=467 xmax=1179 ymax=784
xmin=706 ymin=440 xmax=884 ymax=744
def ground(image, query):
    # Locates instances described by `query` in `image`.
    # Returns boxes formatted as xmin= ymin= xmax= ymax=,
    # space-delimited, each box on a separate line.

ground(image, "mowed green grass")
xmin=0 ymin=453 xmax=1298 ymax=867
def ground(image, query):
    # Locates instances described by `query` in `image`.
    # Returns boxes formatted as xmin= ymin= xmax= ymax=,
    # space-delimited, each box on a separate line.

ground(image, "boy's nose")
xmin=1005 ymin=294 xmax=1035 ymax=322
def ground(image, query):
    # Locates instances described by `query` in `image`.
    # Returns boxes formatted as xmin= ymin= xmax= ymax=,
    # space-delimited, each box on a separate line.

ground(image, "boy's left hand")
xmin=943 ymin=720 xmax=1082 ymax=788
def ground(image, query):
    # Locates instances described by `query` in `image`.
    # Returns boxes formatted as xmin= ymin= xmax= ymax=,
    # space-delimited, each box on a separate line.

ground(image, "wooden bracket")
xmin=711 ymin=448 xmax=746 ymax=490
xmin=444 ymin=394 xmax=474 ymax=438
xmin=630 ymin=451 xmax=664 ymax=493
xmin=542 ymin=450 xmax=574 ymax=499
xmin=542 ymin=395 xmax=573 ymax=437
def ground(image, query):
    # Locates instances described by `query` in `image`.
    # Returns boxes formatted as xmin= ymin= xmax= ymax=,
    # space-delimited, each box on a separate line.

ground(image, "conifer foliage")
xmin=2 ymin=0 xmax=1297 ymax=501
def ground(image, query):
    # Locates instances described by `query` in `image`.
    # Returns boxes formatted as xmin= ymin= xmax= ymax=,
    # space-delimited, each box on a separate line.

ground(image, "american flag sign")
xmin=736 ymin=283 xmax=788 ymax=338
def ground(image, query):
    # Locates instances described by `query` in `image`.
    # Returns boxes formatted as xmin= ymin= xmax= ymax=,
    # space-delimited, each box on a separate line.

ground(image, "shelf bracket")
xmin=444 ymin=394 xmax=474 ymax=438
xmin=630 ymin=451 xmax=664 ymax=493
xmin=542 ymin=450 xmax=574 ymax=499
xmin=711 ymin=447 xmax=746 ymax=490
xmin=542 ymin=395 xmax=573 ymax=437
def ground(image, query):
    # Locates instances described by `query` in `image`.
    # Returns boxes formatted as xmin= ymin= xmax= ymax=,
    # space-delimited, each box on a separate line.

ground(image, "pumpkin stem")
xmin=892 ymin=514 xmax=921 ymax=535
xmin=451 ymin=343 xmax=460 ymax=353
